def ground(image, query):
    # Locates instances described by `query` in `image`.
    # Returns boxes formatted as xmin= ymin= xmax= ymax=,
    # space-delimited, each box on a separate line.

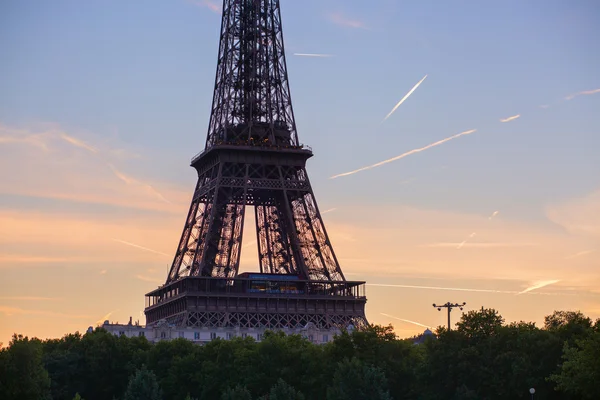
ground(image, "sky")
xmin=0 ymin=0 xmax=599 ymax=344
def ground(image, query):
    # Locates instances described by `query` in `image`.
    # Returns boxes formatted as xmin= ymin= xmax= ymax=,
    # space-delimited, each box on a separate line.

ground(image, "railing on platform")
xmin=191 ymin=143 xmax=313 ymax=165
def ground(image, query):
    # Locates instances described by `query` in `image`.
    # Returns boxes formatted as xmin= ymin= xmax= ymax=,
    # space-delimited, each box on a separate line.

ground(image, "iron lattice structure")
xmin=146 ymin=0 xmax=367 ymax=331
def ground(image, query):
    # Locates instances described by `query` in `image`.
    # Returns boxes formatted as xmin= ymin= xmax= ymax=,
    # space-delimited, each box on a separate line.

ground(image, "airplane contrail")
xmin=96 ymin=309 xmax=118 ymax=326
xmin=112 ymin=239 xmax=171 ymax=258
xmin=368 ymin=283 xmax=516 ymax=294
xmin=380 ymin=313 xmax=430 ymax=329
xmin=321 ymin=208 xmax=337 ymax=214
xmin=382 ymin=74 xmax=428 ymax=123
xmin=457 ymin=232 xmax=477 ymax=250
xmin=518 ymin=280 xmax=560 ymax=295
xmin=500 ymin=114 xmax=520 ymax=123
xmin=488 ymin=211 xmax=499 ymax=220
xmin=565 ymin=88 xmax=600 ymax=100
xmin=293 ymin=53 xmax=335 ymax=58
xmin=330 ymin=129 xmax=477 ymax=179
xmin=565 ymin=250 xmax=595 ymax=260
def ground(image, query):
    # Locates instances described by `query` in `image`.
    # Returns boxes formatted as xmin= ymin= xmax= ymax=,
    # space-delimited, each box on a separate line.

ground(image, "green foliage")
xmin=326 ymin=357 xmax=392 ymax=400
xmin=1 ymin=308 xmax=598 ymax=400
xmin=221 ymin=385 xmax=252 ymax=400
xmin=123 ymin=365 xmax=162 ymax=400
xmin=550 ymin=331 xmax=600 ymax=399
xmin=73 ymin=393 xmax=84 ymax=400
xmin=0 ymin=334 xmax=51 ymax=400
xmin=268 ymin=379 xmax=305 ymax=400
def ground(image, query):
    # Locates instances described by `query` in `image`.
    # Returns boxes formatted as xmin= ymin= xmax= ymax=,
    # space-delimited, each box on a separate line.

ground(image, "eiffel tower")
xmin=144 ymin=0 xmax=367 ymax=340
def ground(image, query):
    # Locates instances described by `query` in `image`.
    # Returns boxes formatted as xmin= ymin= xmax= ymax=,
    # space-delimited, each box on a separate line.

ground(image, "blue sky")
xmin=0 ymin=0 xmax=599 ymax=341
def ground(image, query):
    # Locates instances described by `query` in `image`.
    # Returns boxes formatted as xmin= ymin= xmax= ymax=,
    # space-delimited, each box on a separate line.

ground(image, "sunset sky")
xmin=1 ymin=0 xmax=599 ymax=344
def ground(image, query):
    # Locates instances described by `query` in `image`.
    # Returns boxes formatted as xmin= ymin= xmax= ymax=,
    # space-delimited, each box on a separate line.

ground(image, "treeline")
xmin=0 ymin=309 xmax=598 ymax=400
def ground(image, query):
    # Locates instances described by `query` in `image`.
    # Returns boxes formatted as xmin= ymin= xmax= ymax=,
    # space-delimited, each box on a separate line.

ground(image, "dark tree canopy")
xmin=0 ymin=308 xmax=597 ymax=400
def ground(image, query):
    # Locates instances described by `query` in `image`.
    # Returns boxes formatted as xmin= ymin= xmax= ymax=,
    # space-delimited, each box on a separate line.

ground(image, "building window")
xmin=160 ymin=332 xmax=166 ymax=339
xmin=210 ymin=332 xmax=217 ymax=340
xmin=322 ymin=334 xmax=328 ymax=343
xmin=138 ymin=331 xmax=145 ymax=337
xmin=194 ymin=332 xmax=200 ymax=340
xmin=308 ymin=335 xmax=314 ymax=342
xmin=241 ymin=333 xmax=247 ymax=339
xmin=119 ymin=331 xmax=125 ymax=336
xmin=226 ymin=333 xmax=234 ymax=340
xmin=178 ymin=331 xmax=185 ymax=338
xmin=257 ymin=334 xmax=263 ymax=341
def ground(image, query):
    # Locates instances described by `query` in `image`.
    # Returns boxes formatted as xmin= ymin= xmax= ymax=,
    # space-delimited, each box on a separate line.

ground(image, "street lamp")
xmin=529 ymin=388 xmax=535 ymax=400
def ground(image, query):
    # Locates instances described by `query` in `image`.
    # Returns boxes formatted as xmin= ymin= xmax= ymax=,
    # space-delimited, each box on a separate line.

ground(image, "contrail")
xmin=112 ymin=239 xmax=171 ymax=257
xmin=293 ymin=53 xmax=335 ymax=58
xmin=96 ymin=309 xmax=118 ymax=326
xmin=382 ymin=75 xmax=428 ymax=123
xmin=457 ymin=232 xmax=477 ymax=249
xmin=368 ymin=283 xmax=516 ymax=294
xmin=380 ymin=313 xmax=430 ymax=329
xmin=500 ymin=114 xmax=520 ymax=123
xmin=321 ymin=208 xmax=337 ymax=214
xmin=565 ymin=88 xmax=600 ymax=100
xmin=488 ymin=211 xmax=499 ymax=220
xmin=330 ymin=129 xmax=476 ymax=179
xmin=59 ymin=132 xmax=98 ymax=153
xmin=565 ymin=250 xmax=595 ymax=260
xmin=518 ymin=280 xmax=560 ymax=295
xmin=107 ymin=163 xmax=171 ymax=204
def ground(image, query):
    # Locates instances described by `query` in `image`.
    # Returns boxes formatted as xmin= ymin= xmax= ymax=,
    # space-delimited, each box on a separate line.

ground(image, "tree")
xmin=268 ymin=379 xmax=305 ymax=400
xmin=327 ymin=358 xmax=392 ymax=400
xmin=123 ymin=365 xmax=162 ymax=400
xmin=73 ymin=394 xmax=85 ymax=400
xmin=456 ymin=308 xmax=504 ymax=340
xmin=550 ymin=331 xmax=600 ymax=399
xmin=0 ymin=334 xmax=51 ymax=400
xmin=221 ymin=385 xmax=252 ymax=400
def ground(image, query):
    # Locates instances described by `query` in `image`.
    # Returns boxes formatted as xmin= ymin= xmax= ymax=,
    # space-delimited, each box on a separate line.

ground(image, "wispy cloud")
xmin=565 ymin=250 xmax=596 ymax=260
xmin=330 ymin=129 xmax=476 ymax=179
xmin=188 ymin=0 xmax=221 ymax=14
xmin=293 ymin=53 xmax=335 ymax=58
xmin=488 ymin=211 xmax=499 ymax=220
xmin=322 ymin=208 xmax=337 ymax=214
xmin=328 ymin=12 xmax=366 ymax=29
xmin=565 ymin=88 xmax=600 ymax=100
xmin=112 ymin=239 xmax=171 ymax=258
xmin=0 ymin=297 xmax=58 ymax=301
xmin=456 ymin=232 xmax=477 ymax=250
xmin=59 ymin=132 xmax=98 ymax=153
xmin=382 ymin=75 xmax=428 ymax=123
xmin=95 ymin=310 xmax=118 ymax=325
xmin=0 ymin=306 xmax=90 ymax=319
xmin=539 ymin=105 xmax=550 ymax=109
xmin=500 ymin=114 xmax=520 ymax=123
xmin=425 ymin=242 xmax=538 ymax=248
xmin=380 ymin=313 xmax=430 ymax=329
xmin=100 ymin=269 xmax=107 ymax=275
xmin=135 ymin=275 xmax=163 ymax=284
xmin=369 ymin=283 xmax=516 ymax=294
xmin=107 ymin=163 xmax=171 ymax=203
xmin=0 ymin=254 xmax=71 ymax=264
xmin=518 ymin=280 xmax=560 ymax=294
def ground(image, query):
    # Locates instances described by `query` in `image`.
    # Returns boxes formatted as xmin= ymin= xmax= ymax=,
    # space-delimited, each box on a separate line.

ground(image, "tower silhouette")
xmin=144 ymin=0 xmax=367 ymax=336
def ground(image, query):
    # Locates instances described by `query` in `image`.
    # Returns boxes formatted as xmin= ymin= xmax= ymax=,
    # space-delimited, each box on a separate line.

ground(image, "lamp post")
xmin=529 ymin=387 xmax=535 ymax=400
xmin=433 ymin=302 xmax=466 ymax=330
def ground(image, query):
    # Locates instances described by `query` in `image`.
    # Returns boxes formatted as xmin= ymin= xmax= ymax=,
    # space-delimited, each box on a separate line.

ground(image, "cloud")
xmin=293 ymin=53 xmax=335 ymax=58
xmin=456 ymin=232 xmax=477 ymax=250
xmin=135 ymin=275 xmax=163 ymax=284
xmin=0 ymin=297 xmax=58 ymax=301
xmin=425 ymin=242 xmax=538 ymax=248
xmin=330 ymin=129 xmax=477 ymax=179
xmin=518 ymin=280 xmax=560 ymax=294
xmin=0 ymin=122 xmax=187 ymax=213
xmin=0 ymin=306 xmax=90 ymax=319
xmin=0 ymin=254 xmax=72 ymax=264
xmin=489 ymin=211 xmax=499 ymax=220
xmin=322 ymin=208 xmax=337 ymax=214
xmin=95 ymin=310 xmax=118 ymax=325
xmin=369 ymin=283 xmax=517 ymax=295
xmin=565 ymin=250 xmax=596 ymax=260
xmin=565 ymin=88 xmax=600 ymax=100
xmin=100 ymin=269 xmax=108 ymax=275
xmin=546 ymin=189 xmax=600 ymax=239
xmin=328 ymin=13 xmax=366 ymax=29
xmin=382 ymin=75 xmax=428 ymax=123
xmin=188 ymin=0 xmax=221 ymax=14
xmin=500 ymin=114 xmax=520 ymax=123
xmin=380 ymin=313 xmax=430 ymax=329
xmin=113 ymin=239 xmax=171 ymax=258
